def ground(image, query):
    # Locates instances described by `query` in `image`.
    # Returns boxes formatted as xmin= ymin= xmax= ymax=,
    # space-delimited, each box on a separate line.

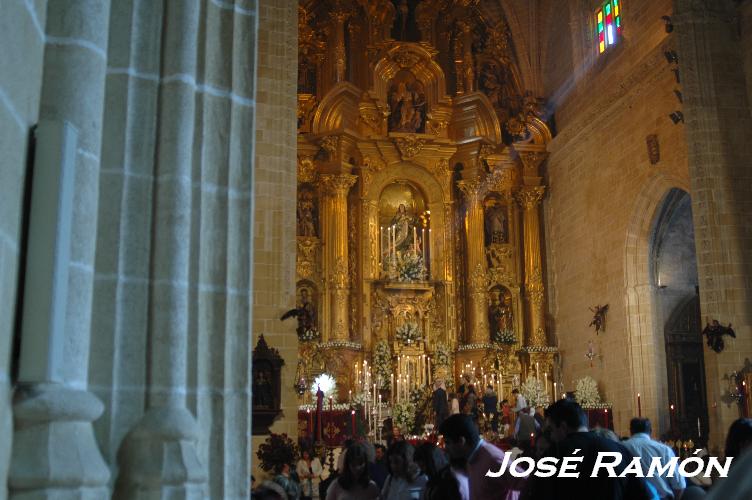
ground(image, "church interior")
xmin=0 ymin=0 xmax=751 ymax=497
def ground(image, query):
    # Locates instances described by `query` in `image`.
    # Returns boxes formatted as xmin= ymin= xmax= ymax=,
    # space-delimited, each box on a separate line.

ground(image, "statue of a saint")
xmin=252 ymin=370 xmax=274 ymax=408
xmin=390 ymin=204 xmax=417 ymax=255
xmin=489 ymin=292 xmax=513 ymax=339
xmin=297 ymin=196 xmax=316 ymax=237
xmin=485 ymin=206 xmax=507 ymax=244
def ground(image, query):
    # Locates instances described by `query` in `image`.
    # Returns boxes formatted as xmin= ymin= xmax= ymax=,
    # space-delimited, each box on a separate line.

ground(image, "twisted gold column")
xmin=458 ymin=178 xmax=489 ymax=344
xmin=517 ymin=186 xmax=547 ymax=346
xmin=319 ymin=174 xmax=357 ymax=340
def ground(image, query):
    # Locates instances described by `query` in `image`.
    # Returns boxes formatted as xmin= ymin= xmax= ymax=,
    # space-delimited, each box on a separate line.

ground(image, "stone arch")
xmin=623 ymin=174 xmax=690 ymax=431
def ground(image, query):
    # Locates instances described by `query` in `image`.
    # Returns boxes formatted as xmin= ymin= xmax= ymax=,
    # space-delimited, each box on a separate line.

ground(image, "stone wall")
xmin=251 ymin=0 xmax=299 ymax=482
xmin=0 ymin=3 xmax=48 ymax=498
xmin=542 ymin=0 xmax=692 ymax=436
xmin=543 ymin=0 xmax=752 ymax=450
xmin=0 ymin=1 xmax=261 ymax=498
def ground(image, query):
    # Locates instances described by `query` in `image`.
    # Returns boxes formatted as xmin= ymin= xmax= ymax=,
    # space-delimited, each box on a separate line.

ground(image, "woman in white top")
xmin=296 ymin=449 xmax=323 ymax=500
xmin=381 ymin=441 xmax=428 ymax=500
xmin=326 ymin=443 xmax=380 ymax=500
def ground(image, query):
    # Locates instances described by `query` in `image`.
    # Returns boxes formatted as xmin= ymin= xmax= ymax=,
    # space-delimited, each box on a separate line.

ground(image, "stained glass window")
xmin=596 ymin=0 xmax=622 ymax=54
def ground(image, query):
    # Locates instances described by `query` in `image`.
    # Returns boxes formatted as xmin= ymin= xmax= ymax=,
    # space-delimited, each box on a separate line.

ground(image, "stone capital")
xmin=516 ymin=186 xmax=546 ymax=209
xmin=318 ymin=173 xmax=357 ymax=197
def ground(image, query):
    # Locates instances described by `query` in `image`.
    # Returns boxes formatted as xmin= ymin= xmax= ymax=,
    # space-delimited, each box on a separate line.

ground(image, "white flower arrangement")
xmin=396 ymin=251 xmax=427 ymax=282
xmin=574 ymin=376 xmax=601 ymax=407
xmin=395 ymin=322 xmax=422 ymax=345
xmin=393 ymin=401 xmax=416 ymax=434
xmin=520 ymin=377 xmax=550 ymax=408
xmin=431 ymin=342 xmax=453 ymax=387
xmin=310 ymin=373 xmax=337 ymax=402
xmin=372 ymin=340 xmax=392 ymax=390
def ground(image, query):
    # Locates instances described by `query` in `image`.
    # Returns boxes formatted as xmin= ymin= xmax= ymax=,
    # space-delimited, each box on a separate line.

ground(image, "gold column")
xmin=458 ymin=178 xmax=489 ymax=343
xmin=319 ymin=173 xmax=357 ymax=341
xmin=516 ymin=186 xmax=547 ymax=346
xmin=332 ymin=9 xmax=350 ymax=83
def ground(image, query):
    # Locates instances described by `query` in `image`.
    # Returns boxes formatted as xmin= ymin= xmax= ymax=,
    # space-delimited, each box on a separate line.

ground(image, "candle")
xmin=307 ymin=408 xmax=312 ymax=434
xmin=351 ymin=410 xmax=356 ymax=436
xmin=697 ymin=417 xmax=701 ymax=438
xmin=349 ymin=389 xmax=352 ymax=402
xmin=637 ymin=393 xmax=641 ymax=417
xmin=553 ymin=382 xmax=557 ymax=401
xmin=530 ymin=432 xmax=535 ymax=448
xmin=391 ymin=374 xmax=395 ymax=404
xmin=670 ymin=404 xmax=675 ymax=433
xmin=536 ymin=362 xmax=539 ymax=380
xmin=413 ymin=226 xmax=417 ymax=251
xmin=544 ymin=373 xmax=548 ymax=395
xmin=422 ymin=228 xmax=426 ymax=262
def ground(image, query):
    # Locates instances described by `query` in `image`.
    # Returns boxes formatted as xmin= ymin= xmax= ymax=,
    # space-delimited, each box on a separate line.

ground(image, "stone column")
xmin=319 ymin=173 xmax=357 ymax=341
xmin=9 ymin=0 xmax=111 ymax=497
xmin=458 ymin=178 xmax=489 ymax=343
xmin=114 ymin=1 xmax=207 ymax=497
xmin=674 ymin=0 xmax=752 ymax=449
xmin=516 ymin=186 xmax=547 ymax=347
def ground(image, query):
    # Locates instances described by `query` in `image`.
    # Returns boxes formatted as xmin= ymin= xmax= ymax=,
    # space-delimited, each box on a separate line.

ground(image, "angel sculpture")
xmin=702 ymin=320 xmax=736 ymax=353
xmin=589 ymin=304 xmax=609 ymax=334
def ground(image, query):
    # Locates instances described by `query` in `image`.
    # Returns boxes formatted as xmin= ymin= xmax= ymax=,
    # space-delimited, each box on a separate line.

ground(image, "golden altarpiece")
xmin=294 ymin=0 xmax=559 ymax=410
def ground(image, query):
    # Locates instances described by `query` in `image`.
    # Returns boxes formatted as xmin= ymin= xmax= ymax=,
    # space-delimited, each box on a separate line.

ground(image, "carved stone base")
xmin=9 ymin=383 xmax=110 ymax=499
xmin=114 ymin=406 xmax=207 ymax=500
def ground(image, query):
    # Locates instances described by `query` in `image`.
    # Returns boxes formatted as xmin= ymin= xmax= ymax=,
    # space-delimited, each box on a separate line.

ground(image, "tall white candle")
xmin=413 ymin=226 xmax=417 ymax=251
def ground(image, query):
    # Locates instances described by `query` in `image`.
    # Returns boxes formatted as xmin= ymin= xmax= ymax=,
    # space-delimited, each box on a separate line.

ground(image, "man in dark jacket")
xmin=524 ymin=399 xmax=651 ymax=500
xmin=482 ymin=385 xmax=499 ymax=431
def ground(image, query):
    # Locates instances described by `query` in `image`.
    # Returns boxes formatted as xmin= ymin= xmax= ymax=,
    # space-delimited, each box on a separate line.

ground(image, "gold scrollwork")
xmin=297 ymin=236 xmax=319 ymax=279
xmin=298 ymin=156 xmax=317 ymax=183
xmin=518 ymin=151 xmax=548 ymax=174
xmin=469 ymin=263 xmax=489 ymax=293
xmin=319 ymin=136 xmax=340 ymax=161
xmin=394 ymin=136 xmax=426 ymax=159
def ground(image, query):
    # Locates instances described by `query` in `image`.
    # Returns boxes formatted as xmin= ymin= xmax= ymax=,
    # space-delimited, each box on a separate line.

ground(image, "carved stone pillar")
xmin=458 ymin=178 xmax=489 ymax=343
xmin=517 ymin=186 xmax=547 ymax=347
xmin=319 ymin=174 xmax=357 ymax=340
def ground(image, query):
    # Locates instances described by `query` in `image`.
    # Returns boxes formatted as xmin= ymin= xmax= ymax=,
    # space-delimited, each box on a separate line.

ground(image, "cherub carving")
xmin=702 ymin=320 xmax=736 ymax=353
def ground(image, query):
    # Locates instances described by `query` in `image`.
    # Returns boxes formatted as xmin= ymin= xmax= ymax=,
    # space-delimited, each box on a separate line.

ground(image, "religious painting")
xmin=489 ymin=286 xmax=515 ymax=344
xmin=387 ymin=71 xmax=427 ymax=133
xmin=296 ymin=282 xmax=318 ymax=342
xmin=252 ymin=335 xmax=284 ymax=435
xmin=379 ymin=182 xmax=430 ymax=281
xmin=484 ymin=203 xmax=508 ymax=245
xmin=297 ymin=187 xmax=318 ymax=237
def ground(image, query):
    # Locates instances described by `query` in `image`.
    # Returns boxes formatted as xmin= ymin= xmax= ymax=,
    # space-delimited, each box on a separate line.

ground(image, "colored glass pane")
xmin=616 ymin=17 xmax=621 ymax=27
xmin=599 ymin=41 xmax=605 ymax=53
xmin=605 ymin=3 xmax=611 ymax=15
xmin=607 ymin=24 xmax=614 ymax=44
xmin=598 ymin=21 xmax=603 ymax=32
xmin=606 ymin=13 xmax=612 ymax=24
xmin=615 ymin=4 xmax=619 ymax=16
xmin=598 ymin=11 xmax=603 ymax=23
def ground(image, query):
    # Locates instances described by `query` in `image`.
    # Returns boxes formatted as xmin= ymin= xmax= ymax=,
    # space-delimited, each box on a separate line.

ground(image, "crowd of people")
xmin=252 ymin=394 xmax=752 ymax=500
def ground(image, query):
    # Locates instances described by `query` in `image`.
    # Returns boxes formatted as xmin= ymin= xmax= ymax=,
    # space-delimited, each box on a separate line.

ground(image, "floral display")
xmin=395 ymin=322 xmax=422 ymax=345
xmin=520 ymin=377 xmax=550 ymax=408
xmin=256 ymin=433 xmax=299 ymax=473
xmin=396 ymin=251 xmax=427 ymax=282
xmin=393 ymin=401 xmax=416 ymax=434
xmin=310 ymin=373 xmax=337 ymax=401
xmin=372 ymin=340 xmax=393 ymax=390
xmin=574 ymin=376 xmax=601 ymax=407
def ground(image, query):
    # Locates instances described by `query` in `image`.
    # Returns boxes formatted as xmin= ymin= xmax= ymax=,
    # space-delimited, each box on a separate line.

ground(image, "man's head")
xmin=512 ymin=389 xmax=519 ymax=395
xmin=375 ymin=444 xmax=386 ymax=461
xmin=629 ymin=418 xmax=652 ymax=436
xmin=439 ymin=414 xmax=480 ymax=462
xmin=544 ymin=399 xmax=588 ymax=443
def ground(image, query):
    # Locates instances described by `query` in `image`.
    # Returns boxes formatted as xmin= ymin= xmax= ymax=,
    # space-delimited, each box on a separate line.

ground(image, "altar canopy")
xmin=293 ymin=0 xmax=560 ymax=431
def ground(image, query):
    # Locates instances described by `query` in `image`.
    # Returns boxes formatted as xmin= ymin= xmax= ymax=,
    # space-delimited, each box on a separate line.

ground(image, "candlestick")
xmin=637 ymin=393 xmax=641 ymax=417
